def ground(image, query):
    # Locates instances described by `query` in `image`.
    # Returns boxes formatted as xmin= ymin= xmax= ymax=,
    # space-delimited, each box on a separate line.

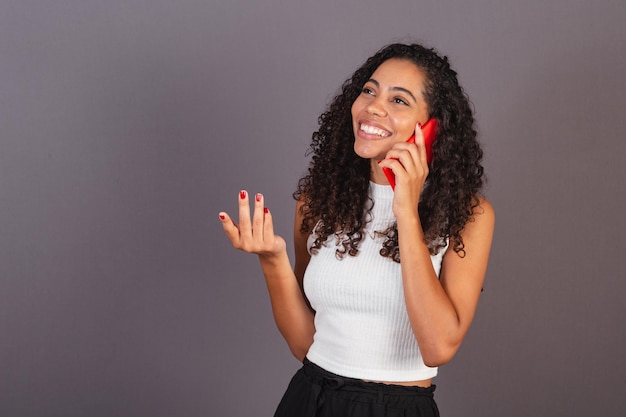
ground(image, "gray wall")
xmin=1 ymin=1 xmax=625 ymax=416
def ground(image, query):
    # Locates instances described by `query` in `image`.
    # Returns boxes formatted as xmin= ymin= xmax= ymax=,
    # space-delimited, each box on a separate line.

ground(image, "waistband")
xmin=302 ymin=357 xmax=436 ymax=397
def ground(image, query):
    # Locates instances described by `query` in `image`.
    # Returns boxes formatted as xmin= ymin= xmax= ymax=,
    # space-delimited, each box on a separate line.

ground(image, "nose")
xmin=365 ymin=97 xmax=387 ymax=117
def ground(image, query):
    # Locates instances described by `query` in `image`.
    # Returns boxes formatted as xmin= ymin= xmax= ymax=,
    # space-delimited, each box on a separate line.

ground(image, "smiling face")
xmin=351 ymin=58 xmax=430 ymax=175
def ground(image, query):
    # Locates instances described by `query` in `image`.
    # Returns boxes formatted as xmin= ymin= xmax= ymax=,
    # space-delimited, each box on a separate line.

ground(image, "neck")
xmin=369 ymin=159 xmax=390 ymax=185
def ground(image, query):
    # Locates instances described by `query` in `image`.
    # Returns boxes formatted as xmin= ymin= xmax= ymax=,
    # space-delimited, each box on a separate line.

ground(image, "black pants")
xmin=274 ymin=359 xmax=440 ymax=417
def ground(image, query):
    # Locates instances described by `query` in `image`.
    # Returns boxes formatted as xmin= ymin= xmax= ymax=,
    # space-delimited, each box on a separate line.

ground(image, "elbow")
xmin=423 ymin=355 xmax=452 ymax=368
xmin=421 ymin=343 xmax=460 ymax=368
xmin=289 ymin=346 xmax=308 ymax=362
xmin=287 ymin=338 xmax=313 ymax=362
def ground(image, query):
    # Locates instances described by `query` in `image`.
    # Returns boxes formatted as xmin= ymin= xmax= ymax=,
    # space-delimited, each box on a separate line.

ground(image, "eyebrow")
xmin=367 ymin=78 xmax=418 ymax=103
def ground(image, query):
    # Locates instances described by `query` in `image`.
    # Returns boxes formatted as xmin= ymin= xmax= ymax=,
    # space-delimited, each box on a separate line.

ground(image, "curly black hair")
xmin=293 ymin=43 xmax=484 ymax=262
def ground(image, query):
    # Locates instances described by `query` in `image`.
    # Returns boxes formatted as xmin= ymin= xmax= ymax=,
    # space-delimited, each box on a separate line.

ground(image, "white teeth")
xmin=360 ymin=124 xmax=389 ymax=137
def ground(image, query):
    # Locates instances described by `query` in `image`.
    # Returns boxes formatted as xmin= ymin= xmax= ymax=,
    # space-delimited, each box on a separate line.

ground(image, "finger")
xmin=383 ymin=145 xmax=409 ymax=162
xmin=399 ymin=148 xmax=418 ymax=175
xmin=238 ymin=190 xmax=253 ymax=241
xmin=252 ymin=193 xmax=265 ymax=242
xmin=378 ymin=158 xmax=405 ymax=180
xmin=413 ymin=122 xmax=429 ymax=167
xmin=382 ymin=146 xmax=417 ymax=173
xmin=218 ymin=211 xmax=241 ymax=246
xmin=262 ymin=207 xmax=276 ymax=246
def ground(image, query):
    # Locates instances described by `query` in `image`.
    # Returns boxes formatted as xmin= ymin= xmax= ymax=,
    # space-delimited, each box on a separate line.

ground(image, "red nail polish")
xmin=219 ymin=213 xmax=225 ymax=220
xmin=264 ymin=208 xmax=269 ymax=214
xmin=240 ymin=191 xmax=246 ymax=200
xmin=256 ymin=193 xmax=262 ymax=202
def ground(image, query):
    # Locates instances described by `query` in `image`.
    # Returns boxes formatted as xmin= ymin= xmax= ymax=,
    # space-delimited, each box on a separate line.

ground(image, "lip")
xmin=356 ymin=120 xmax=392 ymax=139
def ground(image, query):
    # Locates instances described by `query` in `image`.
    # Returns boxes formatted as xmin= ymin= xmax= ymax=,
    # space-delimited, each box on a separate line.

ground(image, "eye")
xmin=393 ymin=97 xmax=409 ymax=106
xmin=361 ymin=87 xmax=375 ymax=95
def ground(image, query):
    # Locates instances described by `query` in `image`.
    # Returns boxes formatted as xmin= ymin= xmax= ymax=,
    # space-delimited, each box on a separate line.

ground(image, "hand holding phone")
xmin=383 ymin=118 xmax=437 ymax=190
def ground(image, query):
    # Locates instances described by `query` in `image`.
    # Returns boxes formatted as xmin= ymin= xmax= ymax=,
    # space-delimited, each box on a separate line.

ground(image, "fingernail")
xmin=418 ymin=122 xmax=423 ymax=129
xmin=240 ymin=190 xmax=246 ymax=200
xmin=256 ymin=193 xmax=262 ymax=202
xmin=219 ymin=213 xmax=226 ymax=220
xmin=264 ymin=208 xmax=269 ymax=214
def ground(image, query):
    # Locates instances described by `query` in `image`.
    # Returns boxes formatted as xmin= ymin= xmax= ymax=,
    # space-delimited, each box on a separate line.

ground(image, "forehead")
xmin=370 ymin=58 xmax=426 ymax=92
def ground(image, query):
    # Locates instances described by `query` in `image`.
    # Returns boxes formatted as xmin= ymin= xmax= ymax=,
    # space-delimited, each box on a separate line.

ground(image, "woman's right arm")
xmin=219 ymin=191 xmax=315 ymax=361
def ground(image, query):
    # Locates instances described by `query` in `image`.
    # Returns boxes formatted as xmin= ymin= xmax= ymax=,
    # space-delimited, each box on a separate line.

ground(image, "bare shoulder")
xmin=293 ymin=198 xmax=311 ymax=285
xmin=466 ymin=196 xmax=495 ymax=235
xmin=294 ymin=198 xmax=310 ymax=242
xmin=451 ymin=195 xmax=494 ymax=257
xmin=440 ymin=196 xmax=495 ymax=294
xmin=474 ymin=196 xmax=495 ymax=219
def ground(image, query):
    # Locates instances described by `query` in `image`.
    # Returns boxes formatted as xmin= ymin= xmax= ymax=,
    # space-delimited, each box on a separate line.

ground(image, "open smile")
xmin=359 ymin=122 xmax=391 ymax=138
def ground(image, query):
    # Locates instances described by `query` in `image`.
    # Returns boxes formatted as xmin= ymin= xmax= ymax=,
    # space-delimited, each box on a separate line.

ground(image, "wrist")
xmin=395 ymin=210 xmax=420 ymax=227
xmin=396 ymin=213 xmax=426 ymax=240
xmin=258 ymin=250 xmax=289 ymax=267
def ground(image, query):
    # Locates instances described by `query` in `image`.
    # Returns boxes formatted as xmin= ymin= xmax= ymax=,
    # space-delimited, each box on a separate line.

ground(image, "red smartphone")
xmin=383 ymin=118 xmax=437 ymax=190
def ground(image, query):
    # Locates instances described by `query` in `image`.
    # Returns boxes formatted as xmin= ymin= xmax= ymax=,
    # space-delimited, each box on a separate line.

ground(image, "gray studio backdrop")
xmin=1 ymin=1 xmax=625 ymax=416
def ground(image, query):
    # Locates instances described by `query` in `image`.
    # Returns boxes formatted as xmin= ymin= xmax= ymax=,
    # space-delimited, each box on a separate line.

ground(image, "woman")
xmin=219 ymin=43 xmax=495 ymax=417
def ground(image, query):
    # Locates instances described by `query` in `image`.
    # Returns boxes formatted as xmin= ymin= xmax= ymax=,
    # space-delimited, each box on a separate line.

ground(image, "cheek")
xmin=396 ymin=114 xmax=422 ymax=136
xmin=388 ymin=120 xmax=412 ymax=140
xmin=350 ymin=101 xmax=360 ymax=121
xmin=351 ymin=95 xmax=370 ymax=118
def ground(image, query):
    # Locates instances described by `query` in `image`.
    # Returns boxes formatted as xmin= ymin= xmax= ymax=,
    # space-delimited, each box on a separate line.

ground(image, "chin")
xmin=354 ymin=141 xmax=385 ymax=161
xmin=353 ymin=146 xmax=373 ymax=160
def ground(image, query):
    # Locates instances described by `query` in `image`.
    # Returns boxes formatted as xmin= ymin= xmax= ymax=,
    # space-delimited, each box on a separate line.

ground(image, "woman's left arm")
xmin=397 ymin=197 xmax=495 ymax=367
xmin=379 ymin=123 xmax=495 ymax=367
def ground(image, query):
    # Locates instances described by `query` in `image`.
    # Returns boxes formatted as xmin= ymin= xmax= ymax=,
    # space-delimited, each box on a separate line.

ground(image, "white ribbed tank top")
xmin=303 ymin=181 xmax=447 ymax=382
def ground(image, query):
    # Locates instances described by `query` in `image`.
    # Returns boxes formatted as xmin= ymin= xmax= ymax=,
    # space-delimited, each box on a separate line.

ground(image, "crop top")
xmin=303 ymin=181 xmax=448 ymax=382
